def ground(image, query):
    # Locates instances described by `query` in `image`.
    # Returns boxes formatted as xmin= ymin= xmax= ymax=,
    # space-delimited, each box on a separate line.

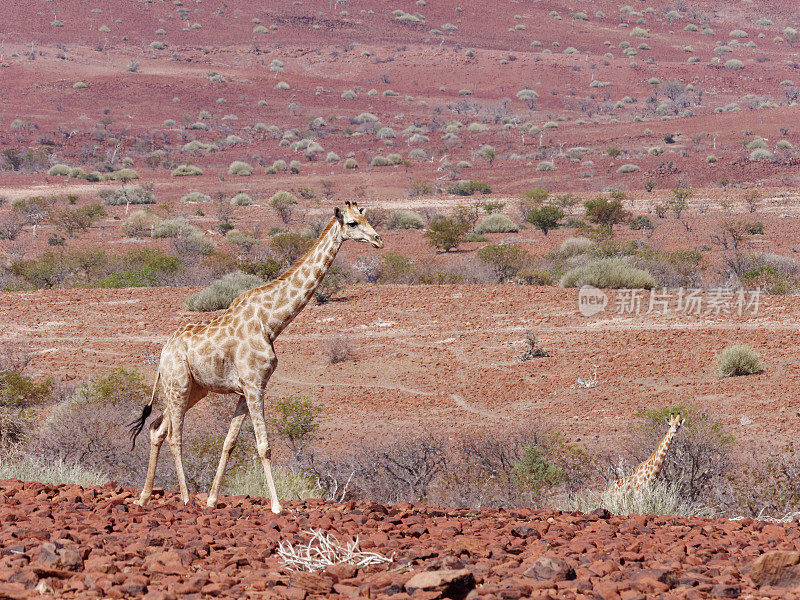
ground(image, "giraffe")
xmin=129 ymin=201 xmax=382 ymax=514
xmin=604 ymin=413 xmax=684 ymax=502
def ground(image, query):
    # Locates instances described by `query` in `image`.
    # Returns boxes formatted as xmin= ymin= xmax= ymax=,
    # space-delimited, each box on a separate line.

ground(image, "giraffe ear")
xmin=359 ymin=207 xmax=366 ymax=216
xmin=334 ymin=207 xmax=344 ymax=224
xmin=680 ymin=418 xmax=685 ymax=426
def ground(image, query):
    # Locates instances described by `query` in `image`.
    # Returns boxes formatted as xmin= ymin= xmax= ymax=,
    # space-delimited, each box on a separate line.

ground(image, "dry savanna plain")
xmin=4 ymin=0 xmax=800 ymax=598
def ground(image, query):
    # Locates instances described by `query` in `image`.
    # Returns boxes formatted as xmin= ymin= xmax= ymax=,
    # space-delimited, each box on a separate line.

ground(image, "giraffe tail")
xmin=129 ymin=369 xmax=160 ymax=450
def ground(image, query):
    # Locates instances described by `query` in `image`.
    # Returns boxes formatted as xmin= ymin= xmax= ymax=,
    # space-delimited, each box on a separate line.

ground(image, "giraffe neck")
xmin=633 ymin=427 xmax=678 ymax=484
xmin=254 ymin=217 xmax=343 ymax=340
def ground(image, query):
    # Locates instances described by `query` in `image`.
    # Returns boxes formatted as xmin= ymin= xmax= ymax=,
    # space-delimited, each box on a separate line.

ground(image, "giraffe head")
xmin=334 ymin=201 xmax=383 ymax=248
xmin=665 ymin=413 xmax=685 ymax=432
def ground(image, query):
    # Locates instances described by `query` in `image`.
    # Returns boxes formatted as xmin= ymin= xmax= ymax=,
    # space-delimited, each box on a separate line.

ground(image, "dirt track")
xmin=1 ymin=480 xmax=799 ymax=599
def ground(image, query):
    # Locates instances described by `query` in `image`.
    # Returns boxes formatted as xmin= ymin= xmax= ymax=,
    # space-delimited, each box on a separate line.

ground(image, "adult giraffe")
xmin=130 ymin=202 xmax=382 ymax=513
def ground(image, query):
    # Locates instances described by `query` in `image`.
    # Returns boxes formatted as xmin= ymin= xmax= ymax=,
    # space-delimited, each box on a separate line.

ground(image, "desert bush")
xmin=616 ymin=163 xmax=641 ymax=173
xmin=50 ymin=203 xmax=106 ymax=237
xmin=173 ymin=229 xmax=214 ymax=256
xmin=739 ymin=252 xmax=799 ymax=294
xmin=561 ymin=258 xmax=657 ymax=289
xmin=387 ymin=210 xmax=425 ymax=230
xmin=370 ymin=156 xmax=389 ymax=167
xmin=525 ymin=205 xmax=564 ymax=235
xmin=477 ymin=244 xmax=529 ymax=282
xmin=122 ymin=210 xmax=160 ymax=238
xmin=631 ymin=248 xmax=704 ymax=288
xmin=475 ymin=214 xmax=519 ymax=234
xmin=230 ymin=192 xmax=253 ymax=206
xmin=537 ymin=161 xmax=556 ymax=171
xmin=226 ymin=230 xmax=260 ymax=252
xmin=92 ymin=249 xmax=183 ymax=288
xmin=152 ymin=218 xmax=200 ymax=239
xmin=0 ymin=456 xmax=107 ymax=487
xmin=725 ymin=59 xmax=744 ymax=70
xmin=629 ymin=215 xmax=654 ymax=231
xmin=425 ymin=217 xmax=470 ymax=252
xmin=99 ymin=186 xmax=155 ymax=205
xmin=550 ymin=237 xmax=593 ymax=261
xmin=47 ymin=164 xmax=72 ymax=176
xmin=0 ymin=213 xmax=24 ymax=241
xmin=344 ymin=158 xmax=358 ymax=169
xmin=268 ymin=191 xmax=298 ymax=224
xmin=270 ymin=395 xmax=323 ymax=462
xmin=447 ymin=180 xmax=491 ymax=196
xmin=223 ymin=462 xmax=319 ymax=500
xmin=181 ymin=141 xmax=218 ymax=153
xmin=172 ymin=164 xmax=203 ymax=176
xmin=716 ymin=344 xmax=761 ymax=377
xmin=749 ymin=148 xmax=772 ymax=161
xmin=322 ymin=335 xmax=354 ymax=364
xmin=181 ymin=191 xmax=210 ymax=203
xmin=584 ymin=196 xmax=629 ymax=228
xmin=314 ymin=264 xmax=350 ymax=304
xmin=186 ymin=272 xmax=265 ymax=311
xmin=379 ymin=252 xmax=417 ymax=284
xmin=270 ymin=231 xmax=315 ymax=265
xmin=566 ymin=479 xmax=707 ymax=517
xmin=228 ymin=161 xmax=253 ymax=176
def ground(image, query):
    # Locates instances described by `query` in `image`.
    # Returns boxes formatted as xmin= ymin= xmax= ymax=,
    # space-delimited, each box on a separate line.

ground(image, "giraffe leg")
xmin=243 ymin=380 xmax=281 ymax=514
xmin=166 ymin=405 xmax=191 ymax=504
xmin=137 ymin=412 xmax=169 ymax=506
xmin=207 ymin=396 xmax=248 ymax=508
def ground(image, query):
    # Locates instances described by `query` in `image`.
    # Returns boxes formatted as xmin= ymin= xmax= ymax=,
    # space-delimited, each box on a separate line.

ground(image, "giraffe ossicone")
xmin=129 ymin=202 xmax=383 ymax=514
xmin=604 ymin=413 xmax=684 ymax=502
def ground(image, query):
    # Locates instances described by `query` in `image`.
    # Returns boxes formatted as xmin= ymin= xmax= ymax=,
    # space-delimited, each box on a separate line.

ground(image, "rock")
xmin=325 ymin=562 xmax=358 ymax=582
xmin=750 ymin=551 xmax=800 ymax=587
xmin=144 ymin=550 xmax=188 ymax=575
xmin=291 ymin=572 xmax=334 ymax=594
xmin=0 ymin=582 xmax=28 ymax=600
xmin=510 ymin=525 xmax=537 ymax=538
xmin=58 ymin=547 xmax=84 ymax=571
xmin=631 ymin=568 xmax=679 ymax=589
xmin=523 ymin=557 xmax=576 ymax=582
xmin=712 ymin=583 xmax=740 ymax=597
xmin=405 ymin=568 xmax=475 ymax=600
xmin=36 ymin=542 xmax=60 ymax=568
xmin=591 ymin=508 xmax=612 ymax=519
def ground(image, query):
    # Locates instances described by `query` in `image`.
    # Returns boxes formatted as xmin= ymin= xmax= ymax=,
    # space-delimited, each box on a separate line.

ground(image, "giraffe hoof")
xmin=206 ymin=498 xmax=218 ymax=509
xmin=271 ymin=503 xmax=283 ymax=515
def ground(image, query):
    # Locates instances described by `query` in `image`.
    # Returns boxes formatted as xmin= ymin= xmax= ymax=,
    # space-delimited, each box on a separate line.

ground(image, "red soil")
xmin=1 ymin=480 xmax=798 ymax=599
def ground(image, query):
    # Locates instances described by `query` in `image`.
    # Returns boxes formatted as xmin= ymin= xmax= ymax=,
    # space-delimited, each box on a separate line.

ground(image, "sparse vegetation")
xmin=716 ymin=344 xmax=762 ymax=377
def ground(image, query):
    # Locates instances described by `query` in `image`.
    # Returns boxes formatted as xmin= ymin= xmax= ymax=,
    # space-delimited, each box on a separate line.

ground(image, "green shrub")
xmin=181 ymin=191 xmax=211 ymax=203
xmin=716 ymin=344 xmax=761 ymax=377
xmin=617 ymin=163 xmax=641 ymax=173
xmin=567 ymin=479 xmax=706 ymax=517
xmin=526 ymin=205 xmax=564 ymax=235
xmin=749 ymin=149 xmax=772 ymax=161
xmin=584 ymin=197 xmax=629 ymax=227
xmin=186 ymin=272 xmax=265 ymax=311
xmin=536 ymin=161 xmax=556 ymax=171
xmin=370 ymin=155 xmax=389 ymax=166
xmin=223 ymin=463 xmax=319 ymax=500
xmin=0 ymin=457 xmax=107 ymax=487
xmin=387 ymin=210 xmax=425 ymax=230
xmin=268 ymin=191 xmax=298 ymax=223
xmin=228 ymin=161 xmax=253 ymax=175
xmin=122 ymin=210 xmax=161 ymax=238
xmin=47 ymin=164 xmax=72 ymax=176
xmin=152 ymin=218 xmax=200 ymax=239
xmin=181 ymin=141 xmax=218 ymax=153
xmin=106 ymin=168 xmax=139 ymax=180
xmin=95 ymin=249 xmax=184 ymax=288
xmin=477 ymin=244 xmax=529 ymax=281
xmin=172 ymin=164 xmax=203 ymax=176
xmin=344 ymin=158 xmax=358 ymax=169
xmin=0 ymin=371 xmax=51 ymax=407
xmin=447 ymin=180 xmax=492 ymax=196
xmin=475 ymin=214 xmax=519 ymax=234
xmin=425 ymin=217 xmax=470 ymax=252
xmin=230 ymin=192 xmax=253 ymax=206
xmin=560 ymin=257 xmax=657 ymax=289
xmin=725 ymin=59 xmax=744 ymax=70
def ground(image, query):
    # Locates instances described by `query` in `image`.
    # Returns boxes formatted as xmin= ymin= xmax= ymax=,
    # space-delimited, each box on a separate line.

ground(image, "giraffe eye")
xmin=348 ymin=221 xmax=357 ymax=227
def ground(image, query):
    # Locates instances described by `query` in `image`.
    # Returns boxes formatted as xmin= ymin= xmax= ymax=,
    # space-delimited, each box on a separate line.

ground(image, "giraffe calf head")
xmin=666 ymin=413 xmax=685 ymax=431
xmin=335 ymin=201 xmax=384 ymax=248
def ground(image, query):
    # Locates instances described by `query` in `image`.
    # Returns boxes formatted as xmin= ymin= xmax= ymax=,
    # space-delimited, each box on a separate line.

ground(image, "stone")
xmin=325 ymin=562 xmax=358 ymax=582
xmin=0 ymin=582 xmax=28 ymax=600
xmin=291 ymin=572 xmax=334 ymax=594
xmin=58 ymin=547 xmax=84 ymax=571
xmin=749 ymin=551 xmax=800 ymax=588
xmin=523 ymin=557 xmax=576 ymax=582
xmin=405 ymin=568 xmax=475 ymax=600
xmin=711 ymin=583 xmax=740 ymax=597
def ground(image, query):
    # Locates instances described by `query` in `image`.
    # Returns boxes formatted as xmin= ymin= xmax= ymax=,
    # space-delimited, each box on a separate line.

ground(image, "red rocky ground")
xmin=1 ymin=480 xmax=800 ymax=600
